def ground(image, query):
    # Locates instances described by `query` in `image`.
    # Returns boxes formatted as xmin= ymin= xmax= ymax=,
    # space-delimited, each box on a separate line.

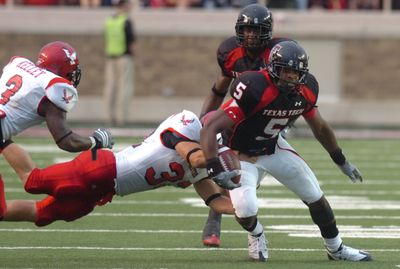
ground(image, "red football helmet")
xmin=36 ymin=41 xmax=81 ymax=87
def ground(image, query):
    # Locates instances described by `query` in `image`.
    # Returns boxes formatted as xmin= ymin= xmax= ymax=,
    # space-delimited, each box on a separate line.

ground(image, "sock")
xmin=324 ymin=234 xmax=343 ymax=252
xmin=250 ymin=221 xmax=263 ymax=236
xmin=202 ymin=209 xmax=222 ymax=238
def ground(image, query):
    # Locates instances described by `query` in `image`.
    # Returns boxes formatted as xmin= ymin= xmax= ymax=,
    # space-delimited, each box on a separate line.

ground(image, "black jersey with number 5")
xmin=220 ymin=70 xmax=319 ymax=156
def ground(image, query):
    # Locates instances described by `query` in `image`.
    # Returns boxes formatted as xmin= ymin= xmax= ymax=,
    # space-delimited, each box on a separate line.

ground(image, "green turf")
xmin=0 ymin=137 xmax=399 ymax=269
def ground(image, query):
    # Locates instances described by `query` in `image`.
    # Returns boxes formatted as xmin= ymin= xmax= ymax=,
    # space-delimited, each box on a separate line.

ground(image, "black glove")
xmin=206 ymin=158 xmax=241 ymax=190
xmin=91 ymin=128 xmax=114 ymax=149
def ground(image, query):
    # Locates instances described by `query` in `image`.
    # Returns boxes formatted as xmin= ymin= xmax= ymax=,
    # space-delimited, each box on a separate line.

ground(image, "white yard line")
xmin=0 ymin=246 xmax=398 ymax=252
xmin=1 ymin=225 xmax=400 ymax=239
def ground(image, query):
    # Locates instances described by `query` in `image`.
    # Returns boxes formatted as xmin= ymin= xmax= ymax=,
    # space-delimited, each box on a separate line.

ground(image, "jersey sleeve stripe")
xmin=159 ymin=127 xmax=192 ymax=148
xmin=45 ymin=77 xmax=72 ymax=90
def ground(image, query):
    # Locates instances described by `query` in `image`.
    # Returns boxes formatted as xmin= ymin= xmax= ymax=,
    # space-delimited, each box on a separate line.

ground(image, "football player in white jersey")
xmin=0 ymin=41 xmax=113 ymax=217
xmin=1 ymin=110 xmax=234 ymax=226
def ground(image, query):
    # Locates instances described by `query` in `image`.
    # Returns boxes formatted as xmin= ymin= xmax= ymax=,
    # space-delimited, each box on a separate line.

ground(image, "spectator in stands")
xmin=308 ymin=0 xmax=348 ymax=9
xmin=80 ymin=0 xmax=101 ymax=7
xmin=349 ymin=0 xmax=381 ymax=9
xmin=103 ymin=0 xmax=136 ymax=126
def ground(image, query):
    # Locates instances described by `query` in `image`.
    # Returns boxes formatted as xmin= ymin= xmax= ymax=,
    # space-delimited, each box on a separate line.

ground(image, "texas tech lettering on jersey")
xmin=221 ymin=70 xmax=319 ymax=156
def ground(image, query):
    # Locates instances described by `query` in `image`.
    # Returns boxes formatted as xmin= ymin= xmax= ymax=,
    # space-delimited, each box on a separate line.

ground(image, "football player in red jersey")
xmin=200 ymin=3 xmax=295 ymax=247
xmin=0 ymin=41 xmax=113 ymax=218
xmin=0 ymin=110 xmax=234 ymax=227
xmin=201 ymin=41 xmax=372 ymax=262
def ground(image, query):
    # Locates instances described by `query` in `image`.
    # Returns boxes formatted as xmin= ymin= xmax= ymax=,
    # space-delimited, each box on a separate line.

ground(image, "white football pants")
xmin=230 ymin=134 xmax=324 ymax=218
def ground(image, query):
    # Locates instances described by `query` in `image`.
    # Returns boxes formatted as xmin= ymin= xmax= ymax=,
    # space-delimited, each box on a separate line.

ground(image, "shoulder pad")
xmin=45 ymin=78 xmax=78 ymax=112
xmin=267 ymin=37 xmax=295 ymax=50
xmin=168 ymin=110 xmax=202 ymax=142
xmin=305 ymin=73 xmax=319 ymax=97
xmin=217 ymin=36 xmax=240 ymax=76
xmin=230 ymin=71 xmax=270 ymax=114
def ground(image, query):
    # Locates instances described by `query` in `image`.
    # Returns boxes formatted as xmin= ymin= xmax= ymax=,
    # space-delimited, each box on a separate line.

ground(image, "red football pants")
xmin=25 ymin=150 xmax=116 ymax=198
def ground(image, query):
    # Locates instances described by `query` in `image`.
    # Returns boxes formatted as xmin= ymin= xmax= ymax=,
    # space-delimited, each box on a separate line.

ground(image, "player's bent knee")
xmin=234 ymin=202 xmax=258 ymax=219
xmin=35 ymin=196 xmax=96 ymax=227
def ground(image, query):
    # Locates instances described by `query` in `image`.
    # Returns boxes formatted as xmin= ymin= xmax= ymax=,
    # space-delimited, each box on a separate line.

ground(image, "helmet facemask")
xmin=235 ymin=24 xmax=272 ymax=50
xmin=235 ymin=4 xmax=273 ymax=51
xmin=68 ymin=66 xmax=81 ymax=87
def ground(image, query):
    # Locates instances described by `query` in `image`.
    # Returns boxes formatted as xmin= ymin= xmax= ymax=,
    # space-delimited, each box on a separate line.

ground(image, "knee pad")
xmin=35 ymin=196 xmax=96 ymax=227
xmin=234 ymin=201 xmax=258 ymax=218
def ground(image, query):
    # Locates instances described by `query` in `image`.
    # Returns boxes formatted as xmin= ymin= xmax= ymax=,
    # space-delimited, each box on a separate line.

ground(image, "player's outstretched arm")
xmin=305 ymin=109 xmax=363 ymax=183
xmin=41 ymin=99 xmax=113 ymax=152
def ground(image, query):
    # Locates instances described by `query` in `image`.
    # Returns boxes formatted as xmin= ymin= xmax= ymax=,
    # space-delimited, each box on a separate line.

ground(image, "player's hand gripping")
xmin=91 ymin=128 xmax=114 ymax=149
xmin=206 ymin=158 xmax=241 ymax=190
xmin=339 ymin=161 xmax=363 ymax=183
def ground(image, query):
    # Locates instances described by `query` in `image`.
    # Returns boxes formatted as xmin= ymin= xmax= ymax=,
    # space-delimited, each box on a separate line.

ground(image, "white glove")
xmin=339 ymin=161 xmax=363 ymax=183
xmin=211 ymin=170 xmax=242 ymax=190
xmin=91 ymin=128 xmax=114 ymax=149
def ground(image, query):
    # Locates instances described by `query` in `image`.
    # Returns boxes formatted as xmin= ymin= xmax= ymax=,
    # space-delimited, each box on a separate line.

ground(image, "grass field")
xmin=0 ymin=136 xmax=399 ymax=269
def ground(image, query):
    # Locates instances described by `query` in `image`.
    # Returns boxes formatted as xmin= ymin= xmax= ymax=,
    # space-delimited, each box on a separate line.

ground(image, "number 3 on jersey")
xmin=0 ymin=75 xmax=23 ymax=105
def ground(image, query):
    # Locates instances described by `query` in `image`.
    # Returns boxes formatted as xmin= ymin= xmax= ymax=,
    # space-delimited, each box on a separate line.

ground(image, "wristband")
xmin=211 ymin=84 xmax=227 ymax=98
xmin=329 ymin=148 xmax=346 ymax=165
xmin=89 ymin=136 xmax=97 ymax=149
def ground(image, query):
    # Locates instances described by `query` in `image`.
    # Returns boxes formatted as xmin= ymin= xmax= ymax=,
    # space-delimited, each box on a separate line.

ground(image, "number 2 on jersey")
xmin=0 ymin=75 xmax=23 ymax=105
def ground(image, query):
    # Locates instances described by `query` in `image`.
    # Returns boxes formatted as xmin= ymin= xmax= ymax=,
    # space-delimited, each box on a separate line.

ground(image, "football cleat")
xmin=202 ymin=234 xmax=221 ymax=247
xmin=248 ymin=232 xmax=268 ymax=262
xmin=326 ymin=243 xmax=372 ymax=261
xmin=202 ymin=210 xmax=222 ymax=247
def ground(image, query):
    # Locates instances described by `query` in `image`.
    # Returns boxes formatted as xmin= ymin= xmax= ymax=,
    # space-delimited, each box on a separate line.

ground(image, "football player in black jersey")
xmin=200 ymin=3 xmax=292 ymax=248
xmin=200 ymin=41 xmax=372 ymax=262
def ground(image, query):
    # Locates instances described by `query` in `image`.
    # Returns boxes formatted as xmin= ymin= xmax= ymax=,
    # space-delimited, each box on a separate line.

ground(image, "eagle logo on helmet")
xmin=62 ymin=48 xmax=76 ymax=65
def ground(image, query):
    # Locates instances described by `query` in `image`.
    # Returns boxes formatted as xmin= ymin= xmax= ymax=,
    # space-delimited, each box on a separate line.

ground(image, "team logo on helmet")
xmin=63 ymin=48 xmax=77 ymax=65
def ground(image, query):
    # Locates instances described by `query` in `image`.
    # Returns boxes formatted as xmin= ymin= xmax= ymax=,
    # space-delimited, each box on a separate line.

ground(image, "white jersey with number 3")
xmin=114 ymin=110 xmax=208 ymax=196
xmin=0 ymin=56 xmax=78 ymax=140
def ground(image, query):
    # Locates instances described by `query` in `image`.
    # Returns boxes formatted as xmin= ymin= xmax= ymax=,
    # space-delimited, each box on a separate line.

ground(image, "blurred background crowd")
xmin=0 ymin=0 xmax=399 ymax=10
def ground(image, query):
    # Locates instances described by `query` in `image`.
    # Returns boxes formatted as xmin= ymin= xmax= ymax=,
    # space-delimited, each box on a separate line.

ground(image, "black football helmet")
xmin=235 ymin=4 xmax=273 ymax=50
xmin=267 ymin=41 xmax=309 ymax=93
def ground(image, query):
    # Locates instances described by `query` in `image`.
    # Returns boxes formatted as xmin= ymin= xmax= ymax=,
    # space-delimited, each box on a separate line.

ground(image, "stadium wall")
xmin=0 ymin=8 xmax=399 ymax=126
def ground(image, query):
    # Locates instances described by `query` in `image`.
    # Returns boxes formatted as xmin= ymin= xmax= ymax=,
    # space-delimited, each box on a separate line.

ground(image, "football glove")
xmin=339 ymin=161 xmax=363 ymax=183
xmin=91 ymin=128 xmax=114 ymax=149
xmin=206 ymin=158 xmax=241 ymax=190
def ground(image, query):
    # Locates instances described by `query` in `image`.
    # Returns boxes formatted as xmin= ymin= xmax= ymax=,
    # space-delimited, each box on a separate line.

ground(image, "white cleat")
xmin=248 ymin=232 xmax=268 ymax=262
xmin=326 ymin=243 xmax=372 ymax=261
